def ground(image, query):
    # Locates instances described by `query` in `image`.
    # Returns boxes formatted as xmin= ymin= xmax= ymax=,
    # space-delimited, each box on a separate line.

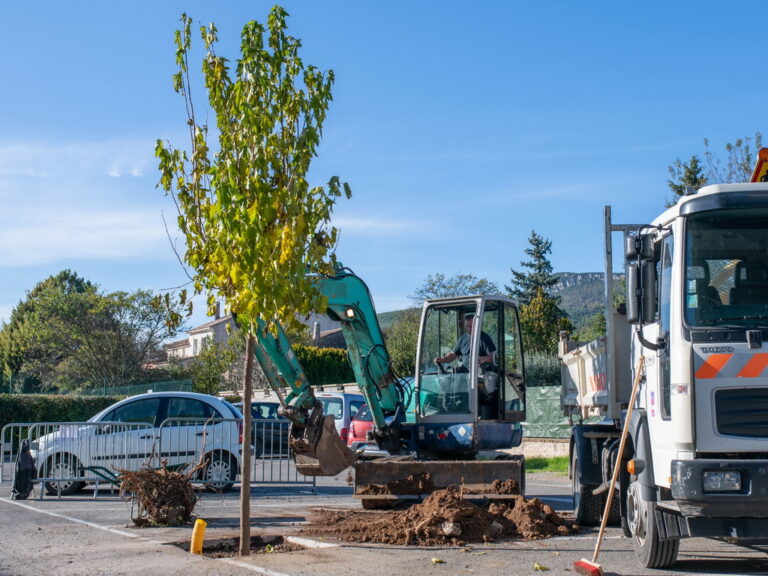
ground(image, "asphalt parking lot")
xmin=2 ymin=468 xmax=768 ymax=576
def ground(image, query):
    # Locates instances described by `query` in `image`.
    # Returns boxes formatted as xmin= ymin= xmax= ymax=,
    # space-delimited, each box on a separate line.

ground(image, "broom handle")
xmin=592 ymin=355 xmax=645 ymax=564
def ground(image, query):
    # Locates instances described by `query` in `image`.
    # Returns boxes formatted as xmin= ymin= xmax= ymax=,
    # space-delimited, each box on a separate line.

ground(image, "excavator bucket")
xmin=354 ymin=458 xmax=523 ymax=508
xmin=291 ymin=414 xmax=357 ymax=476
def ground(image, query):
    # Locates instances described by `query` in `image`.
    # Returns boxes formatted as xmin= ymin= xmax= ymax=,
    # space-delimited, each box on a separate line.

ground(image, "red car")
xmin=347 ymin=403 xmax=374 ymax=449
xmin=347 ymin=404 xmax=390 ymax=458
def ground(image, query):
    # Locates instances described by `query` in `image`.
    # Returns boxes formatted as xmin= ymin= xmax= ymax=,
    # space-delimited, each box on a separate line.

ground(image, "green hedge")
xmin=294 ymin=345 xmax=354 ymax=387
xmin=525 ymin=352 xmax=561 ymax=387
xmin=0 ymin=394 xmax=124 ymax=431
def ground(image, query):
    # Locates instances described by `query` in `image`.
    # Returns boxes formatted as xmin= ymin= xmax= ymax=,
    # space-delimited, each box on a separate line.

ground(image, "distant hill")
xmin=377 ymin=308 xmax=416 ymax=330
xmin=552 ymin=272 xmax=624 ymax=335
xmin=376 ymin=272 xmax=624 ymax=337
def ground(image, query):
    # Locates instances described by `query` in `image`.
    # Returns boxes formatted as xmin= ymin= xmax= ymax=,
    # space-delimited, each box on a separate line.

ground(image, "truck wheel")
xmin=626 ymin=476 xmax=679 ymax=568
xmin=572 ymin=453 xmax=601 ymax=526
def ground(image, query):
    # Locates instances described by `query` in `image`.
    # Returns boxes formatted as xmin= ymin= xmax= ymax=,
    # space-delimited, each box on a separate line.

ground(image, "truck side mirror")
xmin=641 ymin=260 xmax=657 ymax=324
xmin=626 ymin=262 xmax=640 ymax=324
xmin=625 ymin=231 xmax=658 ymax=326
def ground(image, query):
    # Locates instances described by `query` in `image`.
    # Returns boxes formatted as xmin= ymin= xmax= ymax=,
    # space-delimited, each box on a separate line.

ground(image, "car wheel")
xmin=572 ymin=452 xmax=602 ymax=526
xmin=44 ymin=454 xmax=85 ymax=496
xmin=202 ymin=452 xmax=237 ymax=493
xmin=626 ymin=475 xmax=679 ymax=568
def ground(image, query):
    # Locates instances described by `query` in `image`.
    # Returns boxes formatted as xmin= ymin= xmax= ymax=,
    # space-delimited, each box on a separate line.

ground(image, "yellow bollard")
xmin=190 ymin=518 xmax=207 ymax=554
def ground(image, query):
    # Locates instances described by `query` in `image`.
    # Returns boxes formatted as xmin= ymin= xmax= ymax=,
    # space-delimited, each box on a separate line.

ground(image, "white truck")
xmin=561 ymin=179 xmax=768 ymax=569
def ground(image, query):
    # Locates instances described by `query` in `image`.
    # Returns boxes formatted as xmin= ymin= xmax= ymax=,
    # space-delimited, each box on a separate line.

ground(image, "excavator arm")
xmin=318 ymin=268 xmax=410 ymax=452
xmin=249 ymin=265 xmax=408 ymax=476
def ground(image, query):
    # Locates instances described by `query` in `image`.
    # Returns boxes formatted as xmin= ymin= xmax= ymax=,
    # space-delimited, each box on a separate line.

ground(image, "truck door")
xmin=644 ymin=234 xmax=676 ymax=488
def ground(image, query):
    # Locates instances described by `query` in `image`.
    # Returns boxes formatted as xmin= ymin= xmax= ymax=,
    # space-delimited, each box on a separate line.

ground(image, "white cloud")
xmin=0 ymin=209 xmax=168 ymax=267
xmin=0 ymin=139 xmax=153 ymax=184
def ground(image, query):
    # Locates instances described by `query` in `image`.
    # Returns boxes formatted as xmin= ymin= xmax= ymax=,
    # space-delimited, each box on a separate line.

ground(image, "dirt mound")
xmin=301 ymin=487 xmax=577 ymax=546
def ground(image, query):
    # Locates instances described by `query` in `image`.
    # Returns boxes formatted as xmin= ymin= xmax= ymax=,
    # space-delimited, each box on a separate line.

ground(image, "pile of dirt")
xmin=301 ymin=487 xmax=578 ymax=546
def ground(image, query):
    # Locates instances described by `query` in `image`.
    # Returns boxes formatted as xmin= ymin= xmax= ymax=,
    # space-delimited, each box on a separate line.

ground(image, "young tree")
xmin=409 ymin=273 xmax=499 ymax=305
xmin=506 ymin=230 xmax=559 ymax=306
xmin=156 ymin=8 xmax=350 ymax=555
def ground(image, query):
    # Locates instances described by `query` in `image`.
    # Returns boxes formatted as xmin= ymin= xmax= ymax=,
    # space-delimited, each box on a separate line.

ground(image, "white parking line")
xmin=0 ymin=497 xmax=157 ymax=542
xmin=286 ymin=536 xmax=338 ymax=549
xmin=217 ymin=557 xmax=292 ymax=576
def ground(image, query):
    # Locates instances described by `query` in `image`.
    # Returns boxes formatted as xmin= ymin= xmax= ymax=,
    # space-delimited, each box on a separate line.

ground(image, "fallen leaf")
xmin=431 ymin=558 xmax=446 ymax=564
xmin=533 ymin=562 xmax=550 ymax=571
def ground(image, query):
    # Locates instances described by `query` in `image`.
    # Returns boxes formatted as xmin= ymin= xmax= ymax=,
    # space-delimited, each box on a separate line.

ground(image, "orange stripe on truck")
xmin=737 ymin=353 xmax=768 ymax=378
xmin=695 ymin=354 xmax=733 ymax=379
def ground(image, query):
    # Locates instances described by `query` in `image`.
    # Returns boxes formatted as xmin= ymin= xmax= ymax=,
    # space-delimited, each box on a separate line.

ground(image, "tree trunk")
xmin=239 ymin=334 xmax=255 ymax=556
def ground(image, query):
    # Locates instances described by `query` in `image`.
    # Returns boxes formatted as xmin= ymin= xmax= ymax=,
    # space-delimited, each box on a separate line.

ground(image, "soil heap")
xmin=302 ymin=486 xmax=578 ymax=546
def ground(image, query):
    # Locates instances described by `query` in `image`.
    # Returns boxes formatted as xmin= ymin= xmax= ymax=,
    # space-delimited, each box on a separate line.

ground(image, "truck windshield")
xmin=685 ymin=208 xmax=768 ymax=328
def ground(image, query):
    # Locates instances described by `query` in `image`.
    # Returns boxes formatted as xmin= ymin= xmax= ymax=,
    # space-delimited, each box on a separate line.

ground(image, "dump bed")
xmin=559 ymin=312 xmax=632 ymax=420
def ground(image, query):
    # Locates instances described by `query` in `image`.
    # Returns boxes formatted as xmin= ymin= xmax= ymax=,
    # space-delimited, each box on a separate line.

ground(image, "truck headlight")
xmin=703 ymin=470 xmax=741 ymax=492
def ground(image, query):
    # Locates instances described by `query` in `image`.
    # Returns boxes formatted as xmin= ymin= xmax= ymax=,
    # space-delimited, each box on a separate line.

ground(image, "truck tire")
xmin=626 ymin=476 xmax=679 ymax=568
xmin=572 ymin=453 xmax=602 ymax=526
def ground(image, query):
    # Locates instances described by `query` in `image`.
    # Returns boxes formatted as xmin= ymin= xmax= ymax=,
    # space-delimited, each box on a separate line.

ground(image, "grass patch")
xmin=525 ymin=456 xmax=569 ymax=474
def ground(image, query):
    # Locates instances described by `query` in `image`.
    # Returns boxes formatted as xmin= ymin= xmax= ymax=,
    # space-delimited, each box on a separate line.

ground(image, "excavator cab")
xmin=414 ymin=295 xmax=526 ymax=456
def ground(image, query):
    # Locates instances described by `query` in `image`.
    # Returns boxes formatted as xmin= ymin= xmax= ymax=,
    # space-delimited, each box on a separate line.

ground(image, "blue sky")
xmin=1 ymin=1 xmax=765 ymax=328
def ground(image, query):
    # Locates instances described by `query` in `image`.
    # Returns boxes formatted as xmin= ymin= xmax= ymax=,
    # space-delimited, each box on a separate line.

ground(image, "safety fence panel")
xmin=2 ymin=418 xmax=316 ymax=496
xmin=157 ymin=417 xmax=315 ymax=488
xmin=2 ymin=421 xmax=158 ymax=497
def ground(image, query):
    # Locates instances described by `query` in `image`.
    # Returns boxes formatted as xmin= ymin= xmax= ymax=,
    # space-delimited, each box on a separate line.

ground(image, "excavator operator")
xmin=434 ymin=313 xmax=496 ymax=372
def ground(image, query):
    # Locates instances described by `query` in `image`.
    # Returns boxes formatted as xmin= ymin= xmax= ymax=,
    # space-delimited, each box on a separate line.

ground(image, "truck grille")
xmin=716 ymin=388 xmax=768 ymax=437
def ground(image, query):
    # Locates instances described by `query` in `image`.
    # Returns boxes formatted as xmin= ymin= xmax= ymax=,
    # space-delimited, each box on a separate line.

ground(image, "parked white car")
xmin=30 ymin=392 xmax=246 ymax=495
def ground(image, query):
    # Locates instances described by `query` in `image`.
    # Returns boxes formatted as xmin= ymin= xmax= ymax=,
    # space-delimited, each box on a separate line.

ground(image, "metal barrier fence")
xmin=1 ymin=418 xmax=315 ymax=498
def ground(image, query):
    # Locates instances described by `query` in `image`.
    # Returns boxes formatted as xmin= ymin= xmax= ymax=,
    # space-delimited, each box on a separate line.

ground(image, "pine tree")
xmin=506 ymin=230 xmax=558 ymax=306
xmin=667 ymin=155 xmax=707 ymax=207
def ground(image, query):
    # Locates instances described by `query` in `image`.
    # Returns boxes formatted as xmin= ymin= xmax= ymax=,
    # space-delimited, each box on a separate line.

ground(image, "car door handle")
xmin=196 ymin=432 xmax=208 ymax=437
xmin=139 ymin=435 xmax=157 ymax=440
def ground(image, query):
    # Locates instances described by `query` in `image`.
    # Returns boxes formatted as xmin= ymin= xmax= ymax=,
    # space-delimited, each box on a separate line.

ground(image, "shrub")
xmin=0 ymin=394 xmax=123 ymax=431
xmin=294 ymin=346 xmax=354 ymax=386
xmin=525 ymin=352 xmax=561 ymax=387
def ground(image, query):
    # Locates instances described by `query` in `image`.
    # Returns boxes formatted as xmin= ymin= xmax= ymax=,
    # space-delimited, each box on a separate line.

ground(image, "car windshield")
xmin=685 ymin=208 xmax=768 ymax=328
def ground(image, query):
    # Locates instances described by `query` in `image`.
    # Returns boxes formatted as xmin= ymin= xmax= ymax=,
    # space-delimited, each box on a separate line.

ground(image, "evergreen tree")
xmin=507 ymin=231 xmax=573 ymax=354
xmin=506 ymin=230 xmax=558 ymax=306
xmin=667 ymin=155 xmax=707 ymax=207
